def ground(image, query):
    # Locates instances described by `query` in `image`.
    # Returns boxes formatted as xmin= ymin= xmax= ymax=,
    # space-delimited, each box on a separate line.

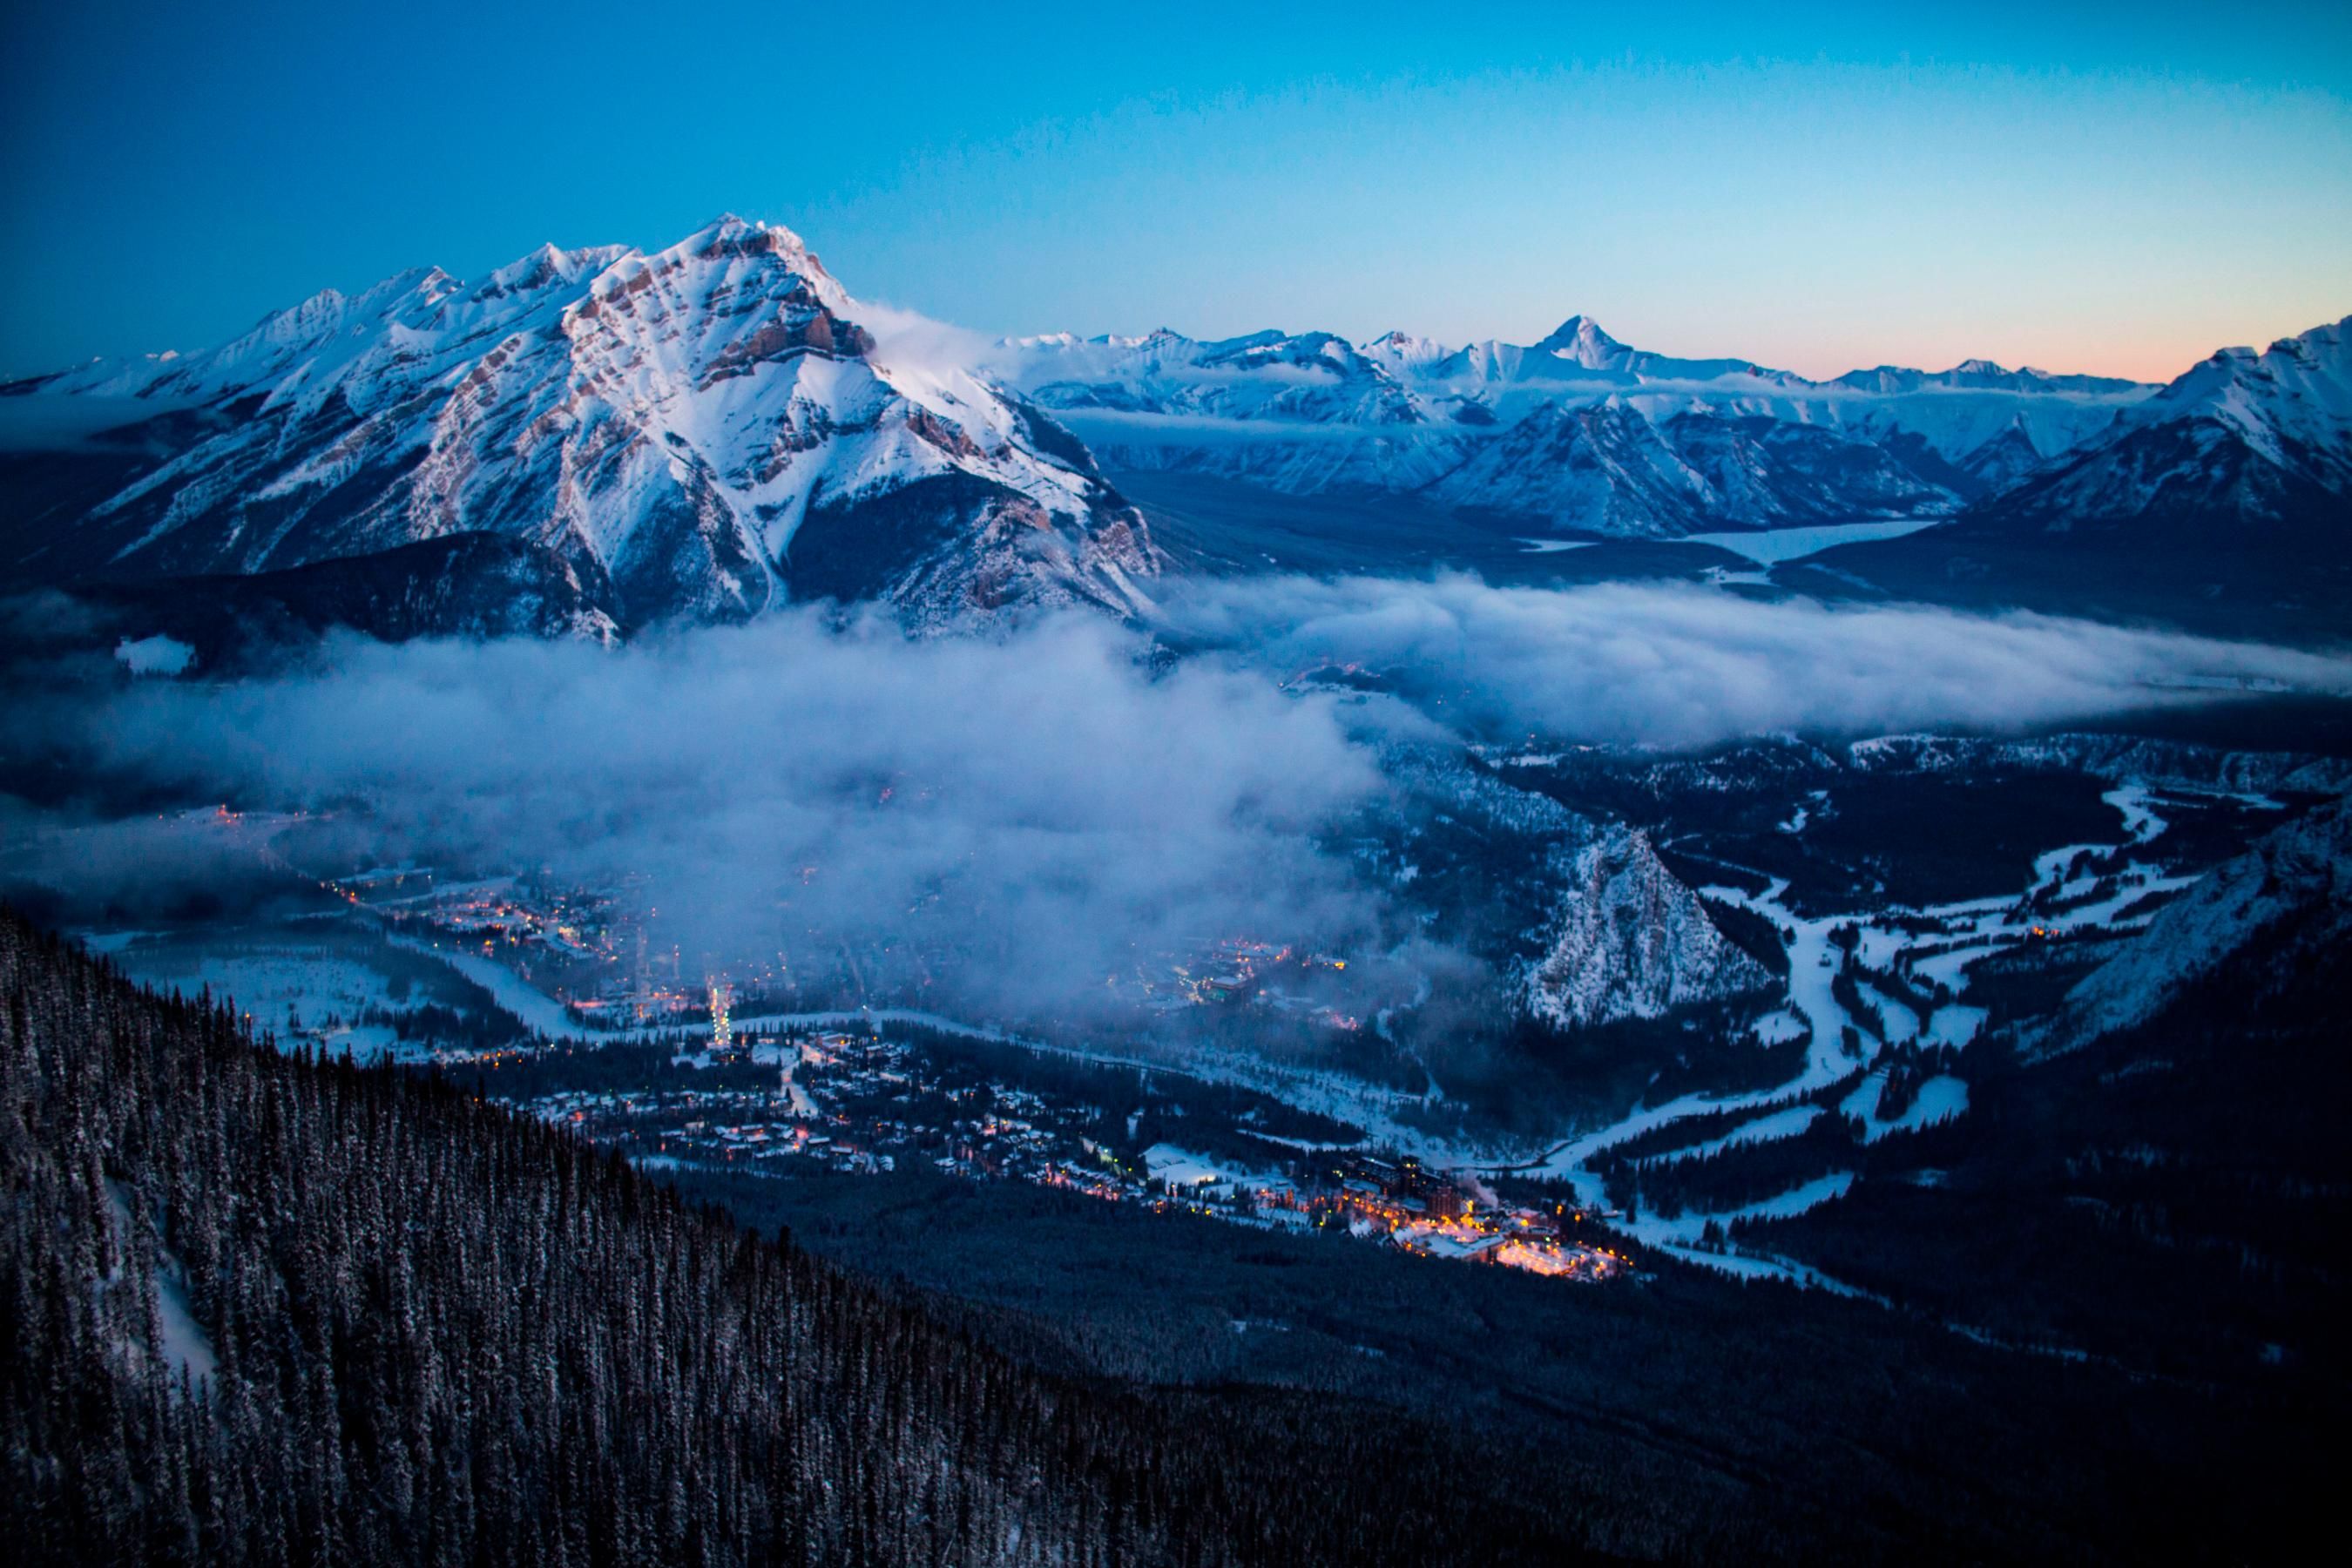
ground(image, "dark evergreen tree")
xmin=0 ymin=909 xmax=1597 ymax=1567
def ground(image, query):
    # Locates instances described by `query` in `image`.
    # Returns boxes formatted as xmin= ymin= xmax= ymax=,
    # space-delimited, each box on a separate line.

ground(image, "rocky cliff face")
xmin=1522 ymin=825 xmax=1770 ymax=1027
xmin=3 ymin=216 xmax=1160 ymax=631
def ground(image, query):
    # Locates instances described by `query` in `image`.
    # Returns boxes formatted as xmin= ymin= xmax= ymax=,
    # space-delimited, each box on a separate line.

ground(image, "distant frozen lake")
xmin=1680 ymin=517 xmax=1948 ymax=565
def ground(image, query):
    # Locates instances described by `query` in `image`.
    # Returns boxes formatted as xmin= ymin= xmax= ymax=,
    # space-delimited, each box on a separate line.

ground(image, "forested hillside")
xmin=0 ymin=909 xmax=1597 ymax=1567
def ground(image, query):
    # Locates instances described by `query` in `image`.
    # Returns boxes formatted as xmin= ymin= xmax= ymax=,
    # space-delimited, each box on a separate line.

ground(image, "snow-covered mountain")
xmin=1521 ymin=826 xmax=1770 ymax=1027
xmin=10 ymin=230 xmax=2341 ymax=631
xmin=1423 ymin=400 xmax=1956 ymax=537
xmin=1959 ymin=315 xmax=2352 ymax=538
xmin=990 ymin=327 xmax=1461 ymax=495
xmin=992 ymin=317 xmax=2160 ymax=537
xmin=3 ymin=217 xmax=1159 ymax=630
xmin=1801 ymin=315 xmax=2352 ymax=635
xmin=1950 ymin=414 xmax=2050 ymax=495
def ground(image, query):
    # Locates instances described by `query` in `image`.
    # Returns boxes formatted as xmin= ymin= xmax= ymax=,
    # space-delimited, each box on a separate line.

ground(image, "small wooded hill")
xmin=0 ymin=909 xmax=1597 ymax=1568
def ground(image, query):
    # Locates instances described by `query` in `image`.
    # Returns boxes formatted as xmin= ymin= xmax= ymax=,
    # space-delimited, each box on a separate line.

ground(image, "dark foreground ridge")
xmin=0 ymin=908 xmax=1601 ymax=1567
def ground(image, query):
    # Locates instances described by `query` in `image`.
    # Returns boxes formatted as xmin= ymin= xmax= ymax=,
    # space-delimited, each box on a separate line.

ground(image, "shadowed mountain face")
xmin=0 ymin=216 xmax=1160 ymax=636
xmin=0 ymin=533 xmax=623 ymax=677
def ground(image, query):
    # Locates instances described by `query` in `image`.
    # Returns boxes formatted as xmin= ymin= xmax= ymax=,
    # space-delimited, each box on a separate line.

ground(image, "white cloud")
xmin=11 ymin=577 xmax=2349 ymax=1021
xmin=1158 ymin=574 xmax=2352 ymax=748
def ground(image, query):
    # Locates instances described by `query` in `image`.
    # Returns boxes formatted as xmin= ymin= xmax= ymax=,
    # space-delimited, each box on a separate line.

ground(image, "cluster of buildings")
xmin=339 ymin=869 xmax=788 ymax=1027
xmin=529 ymin=1030 xmax=1062 ymax=1183
xmin=476 ymin=1018 xmax=1629 ymax=1288
xmin=1150 ymin=1149 xmax=1627 ymax=1282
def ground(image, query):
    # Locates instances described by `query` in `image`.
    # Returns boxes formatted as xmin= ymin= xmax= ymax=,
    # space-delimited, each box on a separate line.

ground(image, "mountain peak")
xmin=475 ymin=241 xmax=624 ymax=301
xmin=1362 ymin=329 xmax=1453 ymax=367
xmin=679 ymin=213 xmax=826 ymax=274
xmin=697 ymin=210 xmax=776 ymax=241
xmin=1534 ymin=315 xmax=1629 ymax=368
xmin=9 ymin=213 xmax=1160 ymax=630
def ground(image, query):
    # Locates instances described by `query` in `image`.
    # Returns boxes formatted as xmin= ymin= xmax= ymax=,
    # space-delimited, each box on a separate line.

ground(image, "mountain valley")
xmin=6 ymin=211 xmax=2350 ymax=1568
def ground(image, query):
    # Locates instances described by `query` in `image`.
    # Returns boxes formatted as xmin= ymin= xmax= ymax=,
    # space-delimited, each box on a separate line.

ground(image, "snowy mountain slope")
xmin=1420 ymin=398 xmax=1713 ymax=537
xmin=997 ymin=327 xmax=1471 ymax=495
xmin=3 ymin=217 xmax=1159 ymax=629
xmin=993 ymin=316 xmax=2159 ymax=537
xmin=1829 ymin=360 xmax=2147 ymax=398
xmin=2140 ymin=316 xmax=2352 ymax=467
xmin=1950 ymin=416 xmax=2051 ymax=495
xmin=2024 ymin=800 xmax=2352 ymax=1058
xmin=1782 ymin=317 xmax=2352 ymax=636
xmin=1958 ymin=316 xmax=2352 ymax=538
xmin=1522 ymin=825 xmax=1771 ymax=1027
xmin=1409 ymin=399 xmax=1950 ymax=537
xmin=1847 ymin=733 xmax=2352 ymax=799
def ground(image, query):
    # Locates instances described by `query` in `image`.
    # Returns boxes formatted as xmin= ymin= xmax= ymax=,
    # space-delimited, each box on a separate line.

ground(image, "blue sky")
xmin=4 ymin=2 xmax=2349 ymax=382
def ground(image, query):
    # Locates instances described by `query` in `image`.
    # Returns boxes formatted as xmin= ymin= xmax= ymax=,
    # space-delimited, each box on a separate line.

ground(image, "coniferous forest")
xmin=0 ymin=909 xmax=1605 ymax=1567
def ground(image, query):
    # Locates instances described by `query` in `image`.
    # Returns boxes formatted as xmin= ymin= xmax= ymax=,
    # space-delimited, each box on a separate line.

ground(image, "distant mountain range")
xmin=995 ymin=313 xmax=2352 ymax=544
xmin=993 ymin=314 xmax=2154 ymax=535
xmin=1957 ymin=321 xmax=2352 ymax=537
xmin=3 ymin=213 xmax=2345 ymax=645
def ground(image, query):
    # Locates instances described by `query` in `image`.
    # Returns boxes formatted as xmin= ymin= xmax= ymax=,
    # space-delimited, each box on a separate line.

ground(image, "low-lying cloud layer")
xmin=7 ymin=576 xmax=2349 ymax=1023
xmin=10 ymin=608 xmax=1390 ymax=1013
xmin=1164 ymin=575 xmax=2352 ymax=747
